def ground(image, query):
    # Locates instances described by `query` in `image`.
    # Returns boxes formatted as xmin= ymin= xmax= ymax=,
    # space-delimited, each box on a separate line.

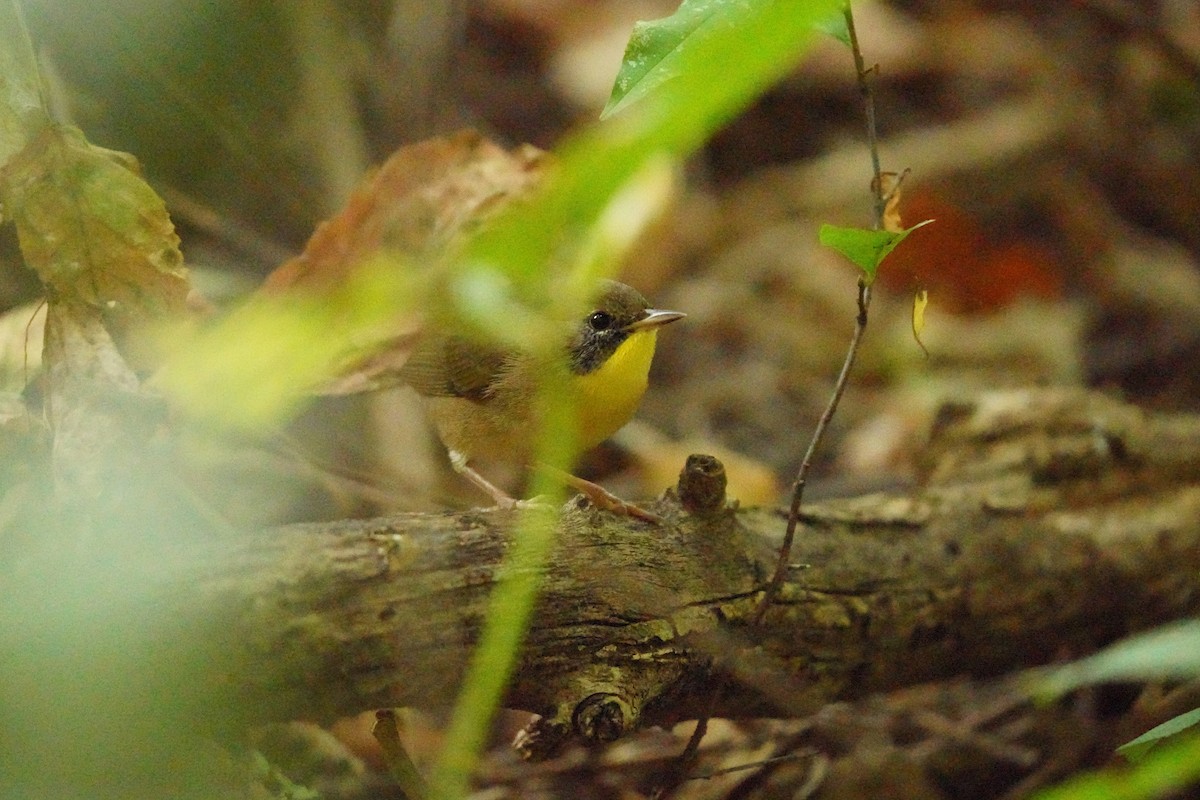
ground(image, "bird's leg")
xmin=536 ymin=462 xmax=663 ymax=524
xmin=447 ymin=449 xmax=520 ymax=510
xmin=447 ymin=451 xmax=641 ymax=519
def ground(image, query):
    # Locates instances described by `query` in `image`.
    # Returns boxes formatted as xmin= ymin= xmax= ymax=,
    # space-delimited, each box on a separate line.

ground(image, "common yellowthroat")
xmin=398 ymin=280 xmax=684 ymax=518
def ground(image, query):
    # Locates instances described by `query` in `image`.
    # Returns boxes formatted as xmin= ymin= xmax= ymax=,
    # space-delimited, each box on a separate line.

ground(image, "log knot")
xmin=677 ymin=454 xmax=727 ymax=515
xmin=573 ymin=692 xmax=634 ymax=744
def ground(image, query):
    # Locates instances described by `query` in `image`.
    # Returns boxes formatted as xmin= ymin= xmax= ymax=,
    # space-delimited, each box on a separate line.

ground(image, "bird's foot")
xmin=545 ymin=467 xmax=663 ymax=525
xmin=449 ymin=450 xmax=660 ymax=522
xmin=503 ymin=495 xmax=554 ymax=512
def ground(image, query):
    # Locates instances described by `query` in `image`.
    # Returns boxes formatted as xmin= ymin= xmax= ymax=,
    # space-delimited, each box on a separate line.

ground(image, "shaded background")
xmin=5 ymin=0 xmax=1200 ymax=515
xmin=4 ymin=2 xmax=1200 ymax=798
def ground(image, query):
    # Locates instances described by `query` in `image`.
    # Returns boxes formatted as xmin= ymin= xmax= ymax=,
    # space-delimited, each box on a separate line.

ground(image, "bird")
xmin=397 ymin=279 xmax=684 ymax=520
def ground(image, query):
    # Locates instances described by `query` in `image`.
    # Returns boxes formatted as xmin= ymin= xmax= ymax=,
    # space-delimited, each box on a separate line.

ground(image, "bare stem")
xmin=755 ymin=1 xmax=885 ymax=623
xmin=846 ymin=3 xmax=888 ymax=228
xmin=651 ymin=712 xmax=711 ymax=799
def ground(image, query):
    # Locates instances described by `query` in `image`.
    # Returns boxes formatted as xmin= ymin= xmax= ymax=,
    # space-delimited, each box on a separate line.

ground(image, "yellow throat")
xmin=572 ymin=328 xmax=659 ymax=449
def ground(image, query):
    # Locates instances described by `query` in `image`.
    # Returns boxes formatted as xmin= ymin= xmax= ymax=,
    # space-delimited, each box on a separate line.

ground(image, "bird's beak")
xmin=627 ymin=309 xmax=686 ymax=332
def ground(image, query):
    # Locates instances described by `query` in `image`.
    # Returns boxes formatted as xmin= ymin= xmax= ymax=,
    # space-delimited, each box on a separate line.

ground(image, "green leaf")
xmin=1031 ymin=620 xmax=1200 ymax=700
xmin=252 ymin=751 xmax=322 ymax=800
xmin=1033 ymin=730 xmax=1200 ymax=800
xmin=1119 ymin=708 xmax=1200 ymax=762
xmin=815 ymin=13 xmax=851 ymax=46
xmin=601 ymin=0 xmax=719 ymax=121
xmin=603 ymin=1 xmax=848 ymax=119
xmin=819 ymin=219 xmax=933 ymax=283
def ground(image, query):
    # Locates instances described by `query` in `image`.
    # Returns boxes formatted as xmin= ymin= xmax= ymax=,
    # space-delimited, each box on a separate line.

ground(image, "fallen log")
xmin=154 ymin=387 xmax=1200 ymax=757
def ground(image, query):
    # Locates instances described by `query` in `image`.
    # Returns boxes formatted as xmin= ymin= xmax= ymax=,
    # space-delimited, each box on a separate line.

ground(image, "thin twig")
xmin=690 ymin=750 xmax=817 ymax=780
xmin=792 ymin=753 xmax=831 ymax=800
xmin=651 ymin=683 xmax=719 ymax=799
xmin=722 ymin=728 xmax=816 ymax=800
xmin=755 ymin=0 xmax=886 ymax=623
xmin=670 ymin=2 xmax=889 ymax=787
xmin=373 ymin=709 xmax=431 ymax=800
xmin=850 ymin=12 xmax=887 ymax=230
xmin=157 ymin=185 xmax=295 ymax=268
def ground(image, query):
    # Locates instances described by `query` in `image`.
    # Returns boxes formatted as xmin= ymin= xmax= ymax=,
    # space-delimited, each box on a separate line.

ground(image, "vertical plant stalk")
xmin=429 ymin=377 xmax=575 ymax=800
xmin=373 ymin=710 xmax=432 ymax=800
xmin=754 ymin=0 xmax=886 ymax=623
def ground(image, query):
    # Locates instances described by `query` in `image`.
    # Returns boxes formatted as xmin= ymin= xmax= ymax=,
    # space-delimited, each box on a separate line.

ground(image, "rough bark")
xmin=153 ymin=387 xmax=1200 ymax=755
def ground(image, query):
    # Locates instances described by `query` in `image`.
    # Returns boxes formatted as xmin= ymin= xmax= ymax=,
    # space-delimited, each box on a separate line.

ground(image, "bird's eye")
xmin=588 ymin=310 xmax=613 ymax=331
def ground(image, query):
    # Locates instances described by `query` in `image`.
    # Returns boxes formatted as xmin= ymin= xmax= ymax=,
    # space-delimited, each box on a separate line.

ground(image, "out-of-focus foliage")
xmin=1119 ymin=708 xmax=1200 ymax=762
xmin=1033 ymin=620 xmax=1200 ymax=699
xmin=1033 ymin=730 xmax=1200 ymax=800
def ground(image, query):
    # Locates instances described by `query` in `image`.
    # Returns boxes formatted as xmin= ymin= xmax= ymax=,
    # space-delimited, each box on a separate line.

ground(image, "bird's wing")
xmin=398 ymin=335 xmax=509 ymax=402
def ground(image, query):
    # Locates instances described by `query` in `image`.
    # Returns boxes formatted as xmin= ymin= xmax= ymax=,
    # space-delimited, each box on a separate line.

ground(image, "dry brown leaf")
xmin=262 ymin=130 xmax=548 ymax=294
xmin=912 ymin=287 xmax=930 ymax=357
xmin=878 ymin=170 xmax=907 ymax=234
xmin=41 ymin=297 xmax=150 ymax=500
xmin=262 ymin=130 xmax=550 ymax=394
xmin=1 ymin=125 xmax=189 ymax=370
